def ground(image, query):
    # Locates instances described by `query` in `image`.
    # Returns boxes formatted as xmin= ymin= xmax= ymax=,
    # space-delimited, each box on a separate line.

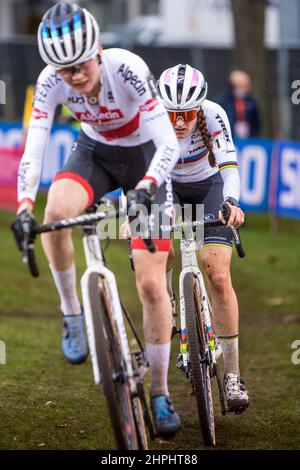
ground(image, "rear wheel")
xmin=183 ymin=272 xmax=216 ymax=447
xmin=88 ymin=272 xmax=141 ymax=449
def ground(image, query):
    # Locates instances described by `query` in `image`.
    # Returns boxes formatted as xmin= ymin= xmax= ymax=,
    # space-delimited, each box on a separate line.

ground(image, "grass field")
xmin=0 ymin=194 xmax=300 ymax=450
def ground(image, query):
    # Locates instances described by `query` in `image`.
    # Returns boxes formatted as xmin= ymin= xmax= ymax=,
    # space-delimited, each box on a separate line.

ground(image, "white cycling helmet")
xmin=157 ymin=64 xmax=208 ymax=110
xmin=38 ymin=2 xmax=100 ymax=69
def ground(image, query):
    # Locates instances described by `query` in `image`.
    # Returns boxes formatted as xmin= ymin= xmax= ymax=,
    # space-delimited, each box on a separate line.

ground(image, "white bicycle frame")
xmin=178 ymin=225 xmax=219 ymax=368
xmin=80 ymin=227 xmax=137 ymax=395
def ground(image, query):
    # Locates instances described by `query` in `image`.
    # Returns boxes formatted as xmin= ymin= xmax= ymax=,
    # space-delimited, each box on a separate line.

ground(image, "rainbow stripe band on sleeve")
xmin=218 ymin=161 xmax=238 ymax=171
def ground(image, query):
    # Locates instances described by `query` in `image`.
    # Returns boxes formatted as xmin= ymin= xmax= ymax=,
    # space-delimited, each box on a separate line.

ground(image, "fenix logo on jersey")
xmin=75 ymin=107 xmax=124 ymax=123
xmin=34 ymin=73 xmax=62 ymax=103
xmin=215 ymin=114 xmax=231 ymax=143
xmin=117 ymin=63 xmax=146 ymax=96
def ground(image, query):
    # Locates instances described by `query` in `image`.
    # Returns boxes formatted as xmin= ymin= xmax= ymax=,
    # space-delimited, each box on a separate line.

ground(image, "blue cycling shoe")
xmin=62 ymin=311 xmax=89 ymax=364
xmin=150 ymin=394 xmax=181 ymax=437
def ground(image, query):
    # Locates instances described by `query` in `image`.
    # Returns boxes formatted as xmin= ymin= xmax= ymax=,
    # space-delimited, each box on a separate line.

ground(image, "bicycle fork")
xmin=80 ymin=231 xmax=136 ymax=394
xmin=178 ymin=238 xmax=218 ymax=369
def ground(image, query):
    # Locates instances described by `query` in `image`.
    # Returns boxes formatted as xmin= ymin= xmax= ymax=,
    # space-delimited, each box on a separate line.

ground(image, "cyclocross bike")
xmin=168 ymin=203 xmax=245 ymax=447
xmin=14 ymin=198 xmax=155 ymax=450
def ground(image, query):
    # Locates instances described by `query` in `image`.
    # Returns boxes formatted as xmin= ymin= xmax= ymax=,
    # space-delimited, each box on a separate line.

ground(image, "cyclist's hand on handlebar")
xmin=135 ymin=178 xmax=157 ymax=196
xmin=219 ymin=198 xmax=245 ymax=228
xmin=127 ymin=179 xmax=158 ymax=254
xmin=127 ymin=178 xmax=157 ymax=213
xmin=11 ymin=209 xmax=38 ymax=251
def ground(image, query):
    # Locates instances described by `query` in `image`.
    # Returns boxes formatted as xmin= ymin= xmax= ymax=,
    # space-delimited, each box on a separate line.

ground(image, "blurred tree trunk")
xmin=231 ymin=0 xmax=272 ymax=137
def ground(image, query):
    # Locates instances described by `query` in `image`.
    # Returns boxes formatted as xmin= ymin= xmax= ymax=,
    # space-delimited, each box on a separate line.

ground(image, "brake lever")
xmin=219 ymin=202 xmax=231 ymax=224
xmin=21 ymin=221 xmax=39 ymax=277
xmin=128 ymin=207 xmax=156 ymax=254
xmin=219 ymin=202 xmax=245 ymax=258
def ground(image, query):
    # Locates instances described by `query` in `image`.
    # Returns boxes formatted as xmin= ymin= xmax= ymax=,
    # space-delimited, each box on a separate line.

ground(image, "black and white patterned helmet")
xmin=157 ymin=64 xmax=208 ymax=110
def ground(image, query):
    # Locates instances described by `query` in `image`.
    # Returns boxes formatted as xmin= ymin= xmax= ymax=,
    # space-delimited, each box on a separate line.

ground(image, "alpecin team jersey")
xmin=18 ymin=48 xmax=180 ymax=204
xmin=171 ymin=100 xmax=240 ymax=201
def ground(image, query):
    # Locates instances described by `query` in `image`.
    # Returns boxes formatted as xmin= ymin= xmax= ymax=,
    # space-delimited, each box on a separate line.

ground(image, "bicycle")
xmin=13 ymin=198 xmax=155 ymax=450
xmin=165 ymin=203 xmax=246 ymax=447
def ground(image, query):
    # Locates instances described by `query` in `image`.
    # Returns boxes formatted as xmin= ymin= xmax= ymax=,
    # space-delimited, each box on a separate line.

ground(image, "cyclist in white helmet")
xmin=157 ymin=64 xmax=249 ymax=413
xmin=12 ymin=3 xmax=182 ymax=436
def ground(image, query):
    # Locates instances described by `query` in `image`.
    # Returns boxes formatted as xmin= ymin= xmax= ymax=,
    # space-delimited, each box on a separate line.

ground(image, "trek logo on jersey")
xmin=188 ymin=145 xmax=204 ymax=155
xmin=140 ymin=98 xmax=159 ymax=113
xmin=75 ymin=107 xmax=124 ymax=123
xmin=32 ymin=107 xmax=48 ymax=120
xmin=117 ymin=63 xmax=146 ymax=96
xmin=215 ymin=114 xmax=231 ymax=143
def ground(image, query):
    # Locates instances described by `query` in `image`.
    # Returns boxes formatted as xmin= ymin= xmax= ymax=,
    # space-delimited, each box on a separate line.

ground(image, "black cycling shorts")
xmin=54 ymin=130 xmax=173 ymax=251
xmin=172 ymin=173 xmax=233 ymax=249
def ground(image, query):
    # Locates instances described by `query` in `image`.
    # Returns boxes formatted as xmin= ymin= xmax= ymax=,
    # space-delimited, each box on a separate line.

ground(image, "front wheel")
xmin=183 ymin=272 xmax=216 ymax=447
xmin=88 ymin=272 xmax=142 ymax=449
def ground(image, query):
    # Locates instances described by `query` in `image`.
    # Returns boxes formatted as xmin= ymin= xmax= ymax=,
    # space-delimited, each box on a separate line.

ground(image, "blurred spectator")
xmin=55 ymin=105 xmax=80 ymax=130
xmin=214 ymin=70 xmax=261 ymax=138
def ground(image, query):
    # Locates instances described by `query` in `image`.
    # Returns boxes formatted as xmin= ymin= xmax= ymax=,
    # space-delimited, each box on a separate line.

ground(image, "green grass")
xmin=1 ymin=195 xmax=300 ymax=449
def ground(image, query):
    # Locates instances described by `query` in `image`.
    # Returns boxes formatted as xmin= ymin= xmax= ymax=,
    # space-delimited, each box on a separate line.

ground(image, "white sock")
xmin=146 ymin=342 xmax=170 ymax=397
xmin=50 ymin=263 xmax=81 ymax=316
xmin=218 ymin=334 xmax=239 ymax=375
xmin=166 ymin=268 xmax=173 ymax=299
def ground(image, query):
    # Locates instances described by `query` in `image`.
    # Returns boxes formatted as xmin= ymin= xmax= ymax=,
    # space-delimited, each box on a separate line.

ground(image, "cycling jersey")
xmin=18 ymin=48 xmax=180 ymax=205
xmin=172 ymin=174 xmax=233 ymax=249
xmin=171 ymin=99 xmax=240 ymax=201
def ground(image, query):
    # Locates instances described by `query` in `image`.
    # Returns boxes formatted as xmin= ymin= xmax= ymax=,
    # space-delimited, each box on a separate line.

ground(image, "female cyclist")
xmin=12 ymin=3 xmax=181 ymax=436
xmin=157 ymin=64 xmax=249 ymax=412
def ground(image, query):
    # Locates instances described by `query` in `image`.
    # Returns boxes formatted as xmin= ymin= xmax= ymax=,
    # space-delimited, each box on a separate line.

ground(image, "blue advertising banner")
xmin=235 ymin=138 xmax=273 ymax=213
xmin=1 ymin=122 xmax=300 ymax=218
xmin=273 ymin=140 xmax=300 ymax=219
xmin=0 ymin=122 xmax=79 ymax=189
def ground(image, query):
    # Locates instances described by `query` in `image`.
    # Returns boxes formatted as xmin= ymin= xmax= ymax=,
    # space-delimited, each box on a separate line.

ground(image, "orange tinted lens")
xmin=168 ymin=110 xmax=198 ymax=123
xmin=181 ymin=110 xmax=198 ymax=122
xmin=167 ymin=111 xmax=178 ymax=123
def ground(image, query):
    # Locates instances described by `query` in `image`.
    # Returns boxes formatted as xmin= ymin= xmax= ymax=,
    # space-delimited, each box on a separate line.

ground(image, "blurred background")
xmin=0 ymin=0 xmax=300 ymax=451
xmin=1 ymin=0 xmax=300 ymax=218
xmin=0 ymin=0 xmax=299 ymax=139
